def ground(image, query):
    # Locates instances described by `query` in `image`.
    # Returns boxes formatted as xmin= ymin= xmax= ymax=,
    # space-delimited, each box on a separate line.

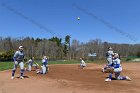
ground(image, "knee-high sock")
xmin=12 ymin=70 xmax=16 ymax=77
xmin=20 ymin=69 xmax=24 ymax=76
xmin=109 ymin=73 xmax=112 ymax=79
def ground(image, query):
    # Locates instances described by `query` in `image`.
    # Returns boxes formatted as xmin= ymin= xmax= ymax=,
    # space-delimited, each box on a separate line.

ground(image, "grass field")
xmin=0 ymin=60 xmax=80 ymax=71
xmin=0 ymin=59 xmax=107 ymax=71
xmin=1 ymin=59 xmax=136 ymax=71
xmin=0 ymin=62 xmax=14 ymax=71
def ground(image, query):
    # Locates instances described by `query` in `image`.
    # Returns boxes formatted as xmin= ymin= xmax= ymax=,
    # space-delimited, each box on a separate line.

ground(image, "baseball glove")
xmin=104 ymin=67 xmax=114 ymax=73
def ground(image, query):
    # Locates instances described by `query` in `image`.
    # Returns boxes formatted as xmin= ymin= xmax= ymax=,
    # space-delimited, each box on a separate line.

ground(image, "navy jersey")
xmin=42 ymin=58 xmax=48 ymax=66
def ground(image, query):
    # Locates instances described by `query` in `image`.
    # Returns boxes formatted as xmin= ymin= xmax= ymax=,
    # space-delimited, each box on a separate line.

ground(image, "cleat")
xmin=105 ymin=78 xmax=111 ymax=82
xmin=20 ymin=76 xmax=24 ymax=79
xmin=36 ymin=70 xmax=40 ymax=74
xmin=102 ymin=68 xmax=105 ymax=72
xmin=11 ymin=76 xmax=14 ymax=80
xmin=126 ymin=76 xmax=131 ymax=81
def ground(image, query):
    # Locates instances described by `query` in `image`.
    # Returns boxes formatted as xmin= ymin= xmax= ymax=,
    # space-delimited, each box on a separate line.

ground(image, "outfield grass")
xmin=0 ymin=60 xmax=80 ymax=71
xmin=0 ymin=59 xmax=107 ymax=71
xmin=0 ymin=62 xmax=14 ymax=71
xmin=0 ymin=59 xmax=139 ymax=71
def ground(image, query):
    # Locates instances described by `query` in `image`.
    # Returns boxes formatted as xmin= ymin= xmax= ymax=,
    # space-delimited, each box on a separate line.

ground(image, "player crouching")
xmin=80 ymin=57 xmax=86 ymax=69
xmin=36 ymin=56 xmax=49 ymax=74
xmin=104 ymin=53 xmax=131 ymax=82
xmin=24 ymin=57 xmax=39 ymax=71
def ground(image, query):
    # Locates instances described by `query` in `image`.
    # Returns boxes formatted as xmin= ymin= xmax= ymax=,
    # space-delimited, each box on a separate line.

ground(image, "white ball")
xmin=77 ymin=17 xmax=80 ymax=20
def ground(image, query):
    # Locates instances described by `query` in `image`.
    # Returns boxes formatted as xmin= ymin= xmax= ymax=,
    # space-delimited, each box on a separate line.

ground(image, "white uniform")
xmin=102 ymin=50 xmax=114 ymax=72
xmin=106 ymin=50 xmax=114 ymax=65
xmin=12 ymin=49 xmax=25 ymax=79
xmin=113 ymin=58 xmax=123 ymax=80
xmin=105 ymin=56 xmax=131 ymax=81
xmin=26 ymin=59 xmax=34 ymax=71
xmin=80 ymin=59 xmax=86 ymax=68
xmin=36 ymin=57 xmax=48 ymax=74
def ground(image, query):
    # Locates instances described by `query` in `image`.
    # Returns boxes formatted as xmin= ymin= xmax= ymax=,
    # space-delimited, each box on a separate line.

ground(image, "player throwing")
xmin=25 ymin=57 xmax=39 ymax=71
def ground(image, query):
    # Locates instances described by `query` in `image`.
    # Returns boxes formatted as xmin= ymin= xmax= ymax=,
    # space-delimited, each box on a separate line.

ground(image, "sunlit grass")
xmin=0 ymin=59 xmax=107 ymax=71
xmin=0 ymin=62 xmax=14 ymax=71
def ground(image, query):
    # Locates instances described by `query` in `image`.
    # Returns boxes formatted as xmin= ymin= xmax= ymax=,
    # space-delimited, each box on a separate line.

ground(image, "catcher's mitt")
xmin=104 ymin=67 xmax=114 ymax=73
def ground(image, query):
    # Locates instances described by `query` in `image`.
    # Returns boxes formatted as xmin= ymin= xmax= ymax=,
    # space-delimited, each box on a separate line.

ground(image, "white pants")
xmin=114 ymin=67 xmax=122 ymax=80
xmin=13 ymin=61 xmax=24 ymax=70
xmin=107 ymin=58 xmax=112 ymax=65
xmin=41 ymin=65 xmax=46 ymax=74
xmin=41 ymin=65 xmax=48 ymax=74
xmin=28 ymin=64 xmax=32 ymax=71
xmin=80 ymin=64 xmax=86 ymax=67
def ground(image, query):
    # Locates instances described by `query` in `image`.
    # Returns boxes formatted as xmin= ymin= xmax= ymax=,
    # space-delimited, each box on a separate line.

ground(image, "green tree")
xmin=49 ymin=37 xmax=63 ymax=59
xmin=0 ymin=50 xmax=14 ymax=61
xmin=63 ymin=35 xmax=71 ymax=60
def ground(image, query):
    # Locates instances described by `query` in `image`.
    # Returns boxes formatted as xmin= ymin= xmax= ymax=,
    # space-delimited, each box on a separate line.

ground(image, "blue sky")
xmin=0 ymin=0 xmax=140 ymax=44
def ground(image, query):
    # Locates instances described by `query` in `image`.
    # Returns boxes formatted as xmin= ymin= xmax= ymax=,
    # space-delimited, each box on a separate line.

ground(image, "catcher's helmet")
xmin=114 ymin=53 xmax=119 ymax=58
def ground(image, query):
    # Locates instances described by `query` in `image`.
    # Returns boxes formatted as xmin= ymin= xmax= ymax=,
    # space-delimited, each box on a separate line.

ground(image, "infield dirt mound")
xmin=0 ymin=63 xmax=140 ymax=93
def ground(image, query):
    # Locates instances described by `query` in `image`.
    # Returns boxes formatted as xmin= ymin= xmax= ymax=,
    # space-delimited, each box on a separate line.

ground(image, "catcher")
xmin=105 ymin=53 xmax=131 ymax=81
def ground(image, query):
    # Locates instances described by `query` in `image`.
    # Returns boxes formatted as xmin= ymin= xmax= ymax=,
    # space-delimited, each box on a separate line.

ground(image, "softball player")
xmin=106 ymin=47 xmax=114 ymax=65
xmin=105 ymin=53 xmax=131 ymax=81
xmin=25 ymin=57 xmax=38 ymax=71
xmin=11 ymin=46 xmax=25 ymax=79
xmin=25 ymin=57 xmax=33 ymax=71
xmin=102 ymin=47 xmax=114 ymax=72
xmin=80 ymin=57 xmax=86 ymax=69
xmin=36 ymin=56 xmax=48 ymax=74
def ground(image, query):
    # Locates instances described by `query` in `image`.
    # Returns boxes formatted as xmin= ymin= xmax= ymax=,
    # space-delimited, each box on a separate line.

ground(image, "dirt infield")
xmin=0 ymin=63 xmax=140 ymax=93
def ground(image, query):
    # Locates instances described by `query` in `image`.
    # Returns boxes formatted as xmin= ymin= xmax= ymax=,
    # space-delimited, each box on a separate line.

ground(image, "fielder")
xmin=102 ymin=47 xmax=114 ymax=72
xmin=36 ymin=56 xmax=49 ymax=74
xmin=25 ymin=57 xmax=39 ymax=71
xmin=11 ymin=46 xmax=25 ymax=79
xmin=105 ymin=53 xmax=131 ymax=81
xmin=80 ymin=57 xmax=86 ymax=69
xmin=106 ymin=47 xmax=114 ymax=65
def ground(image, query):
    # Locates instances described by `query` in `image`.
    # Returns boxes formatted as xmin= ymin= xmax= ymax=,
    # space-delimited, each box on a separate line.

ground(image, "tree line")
xmin=0 ymin=36 xmax=140 ymax=61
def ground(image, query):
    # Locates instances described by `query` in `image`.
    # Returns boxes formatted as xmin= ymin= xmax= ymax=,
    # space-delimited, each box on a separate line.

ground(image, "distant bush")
xmin=137 ymin=51 xmax=140 ymax=57
xmin=126 ymin=58 xmax=131 ymax=61
xmin=0 ymin=50 xmax=14 ymax=61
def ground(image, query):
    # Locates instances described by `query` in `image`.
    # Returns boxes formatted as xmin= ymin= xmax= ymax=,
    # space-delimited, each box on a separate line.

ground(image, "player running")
xmin=11 ymin=46 xmax=25 ymax=79
xmin=105 ymin=53 xmax=131 ymax=81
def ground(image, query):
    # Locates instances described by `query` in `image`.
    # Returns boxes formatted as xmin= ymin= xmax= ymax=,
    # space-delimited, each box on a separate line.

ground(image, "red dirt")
xmin=0 ymin=63 xmax=140 ymax=93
